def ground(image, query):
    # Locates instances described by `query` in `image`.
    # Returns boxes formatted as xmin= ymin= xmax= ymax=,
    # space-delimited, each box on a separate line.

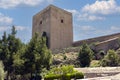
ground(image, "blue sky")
xmin=0 ymin=0 xmax=120 ymax=43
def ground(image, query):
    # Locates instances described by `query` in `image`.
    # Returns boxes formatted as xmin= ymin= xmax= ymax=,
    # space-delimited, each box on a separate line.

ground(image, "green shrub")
xmin=44 ymin=65 xmax=84 ymax=80
xmin=63 ymin=55 xmax=67 ymax=60
xmin=61 ymin=72 xmax=84 ymax=80
xmin=61 ymin=74 xmax=71 ymax=80
xmin=44 ymin=74 xmax=61 ymax=80
xmin=69 ymin=73 xmax=75 ymax=78
xmin=75 ymin=72 xmax=84 ymax=79
xmin=100 ymin=50 xmax=120 ymax=67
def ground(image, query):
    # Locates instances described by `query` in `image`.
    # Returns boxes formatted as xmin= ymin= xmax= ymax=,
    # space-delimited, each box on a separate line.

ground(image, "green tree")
xmin=23 ymin=33 xmax=52 ymax=78
xmin=78 ymin=43 xmax=93 ymax=67
xmin=100 ymin=50 xmax=120 ymax=67
xmin=0 ymin=61 xmax=5 ymax=80
xmin=7 ymin=26 xmax=23 ymax=79
xmin=0 ymin=32 xmax=10 ymax=79
xmin=0 ymin=32 xmax=9 ymax=61
xmin=0 ymin=26 xmax=23 ymax=79
xmin=13 ymin=44 xmax=26 ymax=75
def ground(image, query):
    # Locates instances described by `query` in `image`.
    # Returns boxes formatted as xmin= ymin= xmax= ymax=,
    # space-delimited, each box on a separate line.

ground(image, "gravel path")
xmin=84 ymin=73 xmax=120 ymax=80
xmin=74 ymin=67 xmax=120 ymax=79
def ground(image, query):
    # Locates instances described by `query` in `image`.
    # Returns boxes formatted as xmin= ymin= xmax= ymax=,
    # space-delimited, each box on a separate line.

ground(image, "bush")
xmin=75 ymin=72 xmax=84 ymax=79
xmin=44 ymin=74 xmax=61 ymax=80
xmin=100 ymin=50 xmax=120 ymax=67
xmin=78 ymin=43 xmax=93 ymax=67
xmin=63 ymin=55 xmax=67 ymax=60
xmin=61 ymin=72 xmax=84 ymax=80
xmin=44 ymin=73 xmax=84 ymax=80
xmin=44 ymin=65 xmax=84 ymax=80
xmin=61 ymin=74 xmax=71 ymax=80
xmin=0 ymin=61 xmax=5 ymax=80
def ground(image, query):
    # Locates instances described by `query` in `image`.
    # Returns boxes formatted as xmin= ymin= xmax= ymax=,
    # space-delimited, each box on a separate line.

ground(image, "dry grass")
xmin=53 ymin=52 xmax=78 ymax=61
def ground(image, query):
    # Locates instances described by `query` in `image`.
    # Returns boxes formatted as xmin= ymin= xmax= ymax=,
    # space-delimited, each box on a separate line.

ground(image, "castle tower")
xmin=32 ymin=5 xmax=73 ymax=50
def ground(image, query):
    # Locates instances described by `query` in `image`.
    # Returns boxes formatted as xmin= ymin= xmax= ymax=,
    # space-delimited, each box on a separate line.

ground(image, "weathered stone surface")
xmin=32 ymin=5 xmax=73 ymax=50
xmin=93 ymin=37 xmax=120 ymax=53
xmin=73 ymin=33 xmax=120 ymax=52
xmin=73 ymin=33 xmax=120 ymax=47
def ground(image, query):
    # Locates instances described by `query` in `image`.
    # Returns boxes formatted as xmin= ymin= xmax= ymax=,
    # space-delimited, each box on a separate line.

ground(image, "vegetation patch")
xmin=44 ymin=65 xmax=84 ymax=80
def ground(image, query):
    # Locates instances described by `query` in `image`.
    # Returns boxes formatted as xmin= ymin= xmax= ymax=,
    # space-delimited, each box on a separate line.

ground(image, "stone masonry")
xmin=32 ymin=5 xmax=73 ymax=50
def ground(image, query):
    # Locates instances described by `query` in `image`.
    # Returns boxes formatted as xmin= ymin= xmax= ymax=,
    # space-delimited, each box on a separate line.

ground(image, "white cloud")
xmin=82 ymin=0 xmax=120 ymax=15
xmin=0 ymin=0 xmax=54 ymax=9
xmin=66 ymin=9 xmax=104 ymax=21
xmin=93 ymin=26 xmax=120 ymax=36
xmin=74 ymin=25 xmax=97 ymax=41
xmin=0 ymin=26 xmax=11 ymax=31
xmin=0 ymin=12 xmax=27 ymax=32
xmin=79 ymin=25 xmax=95 ymax=31
xmin=74 ymin=25 xmax=120 ymax=41
xmin=22 ymin=0 xmax=46 ymax=6
xmin=0 ymin=26 xmax=27 ymax=32
xmin=78 ymin=0 xmax=120 ymax=21
xmin=0 ymin=13 xmax=13 ymax=24
xmin=78 ymin=13 xmax=104 ymax=21
xmin=15 ymin=26 xmax=27 ymax=31
xmin=110 ymin=26 xmax=120 ymax=31
xmin=0 ymin=0 xmax=21 ymax=9
xmin=74 ymin=25 xmax=96 ymax=35
xmin=65 ymin=9 xmax=79 ymax=16
xmin=66 ymin=0 xmax=120 ymax=21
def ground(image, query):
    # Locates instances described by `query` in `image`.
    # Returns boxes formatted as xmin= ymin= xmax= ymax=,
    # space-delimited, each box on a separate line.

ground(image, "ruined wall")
xmin=92 ymin=37 xmax=120 ymax=53
xmin=73 ymin=33 xmax=120 ymax=46
xmin=73 ymin=33 xmax=120 ymax=52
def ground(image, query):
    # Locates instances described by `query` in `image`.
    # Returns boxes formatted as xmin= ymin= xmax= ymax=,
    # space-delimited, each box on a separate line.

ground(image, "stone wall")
xmin=73 ymin=33 xmax=120 ymax=52
xmin=93 ymin=37 xmax=120 ymax=52
xmin=50 ymin=5 xmax=73 ymax=50
xmin=32 ymin=5 xmax=73 ymax=50
xmin=73 ymin=33 xmax=120 ymax=46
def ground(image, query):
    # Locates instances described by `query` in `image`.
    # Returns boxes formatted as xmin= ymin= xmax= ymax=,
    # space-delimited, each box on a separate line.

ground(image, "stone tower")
xmin=32 ymin=5 xmax=73 ymax=50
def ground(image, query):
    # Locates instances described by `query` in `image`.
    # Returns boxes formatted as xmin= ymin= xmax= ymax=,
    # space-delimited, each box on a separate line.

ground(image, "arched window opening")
xmin=61 ymin=19 xmax=63 ymax=23
xmin=42 ymin=32 xmax=49 ymax=48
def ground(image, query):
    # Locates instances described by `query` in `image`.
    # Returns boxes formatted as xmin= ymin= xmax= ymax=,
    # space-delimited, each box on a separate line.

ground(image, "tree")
xmin=0 ymin=61 xmax=5 ymax=80
xmin=0 ymin=26 xmax=23 ymax=79
xmin=78 ymin=43 xmax=93 ymax=67
xmin=0 ymin=26 xmax=52 ymax=79
xmin=23 ymin=33 xmax=52 ymax=78
xmin=100 ymin=50 xmax=120 ymax=67
xmin=0 ymin=32 xmax=9 ymax=61
xmin=7 ymin=26 xmax=23 ymax=79
xmin=12 ymin=44 xmax=26 ymax=75
xmin=0 ymin=32 xmax=10 ymax=79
